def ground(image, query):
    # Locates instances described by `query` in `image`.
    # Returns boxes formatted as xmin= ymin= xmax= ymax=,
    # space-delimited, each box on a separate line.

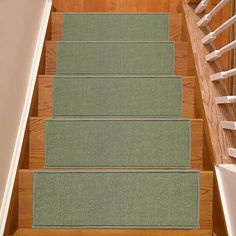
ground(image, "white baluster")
xmin=215 ymin=96 xmax=236 ymax=104
xmin=221 ymin=121 xmax=236 ymax=130
xmin=195 ymin=0 xmax=210 ymax=14
xmin=202 ymin=15 xmax=236 ymax=44
xmin=210 ymin=68 xmax=236 ymax=81
xmin=198 ymin=0 xmax=230 ymax=27
xmin=206 ymin=40 xmax=236 ymax=61
xmin=228 ymin=148 xmax=236 ymax=158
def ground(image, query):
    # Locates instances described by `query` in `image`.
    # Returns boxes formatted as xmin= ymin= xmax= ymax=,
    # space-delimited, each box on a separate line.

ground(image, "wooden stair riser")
xmin=51 ymin=12 xmax=183 ymax=41
xmin=45 ymin=41 xmax=188 ymax=76
xmin=29 ymin=117 xmax=203 ymax=169
xmin=18 ymin=170 xmax=213 ymax=231
xmin=38 ymin=75 xmax=196 ymax=118
xmin=52 ymin=0 xmax=182 ymax=13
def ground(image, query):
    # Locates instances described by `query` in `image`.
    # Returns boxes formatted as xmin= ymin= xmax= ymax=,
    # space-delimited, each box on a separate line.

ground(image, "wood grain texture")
xmin=14 ymin=228 xmax=212 ymax=236
xmin=52 ymin=0 xmax=182 ymax=13
xmin=51 ymin=12 xmax=183 ymax=42
xmin=29 ymin=117 xmax=203 ymax=170
xmin=37 ymin=75 xmax=195 ymax=118
xmin=45 ymin=41 xmax=189 ymax=76
xmin=18 ymin=170 xmax=213 ymax=230
xmin=182 ymin=3 xmax=229 ymax=235
xmin=186 ymin=0 xmax=200 ymax=3
xmin=183 ymin=1 xmax=236 ymax=164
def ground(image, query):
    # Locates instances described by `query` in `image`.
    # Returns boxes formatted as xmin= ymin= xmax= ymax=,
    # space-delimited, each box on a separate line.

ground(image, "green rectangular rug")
xmin=53 ymin=76 xmax=182 ymax=117
xmin=33 ymin=170 xmax=200 ymax=228
xmin=56 ymin=42 xmax=174 ymax=75
xmin=45 ymin=119 xmax=191 ymax=168
xmin=62 ymin=13 xmax=169 ymax=41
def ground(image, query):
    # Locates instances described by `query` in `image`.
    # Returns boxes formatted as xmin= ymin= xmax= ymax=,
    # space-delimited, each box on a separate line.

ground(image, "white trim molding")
xmin=0 ymin=0 xmax=52 ymax=235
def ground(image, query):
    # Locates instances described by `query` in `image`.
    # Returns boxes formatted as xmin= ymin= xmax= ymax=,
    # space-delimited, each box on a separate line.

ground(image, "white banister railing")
xmin=215 ymin=96 xmax=236 ymax=104
xmin=192 ymin=0 xmax=236 ymax=160
xmin=210 ymin=68 xmax=236 ymax=81
xmin=198 ymin=0 xmax=230 ymax=27
xmin=195 ymin=0 xmax=210 ymax=14
xmin=202 ymin=15 xmax=236 ymax=44
xmin=206 ymin=40 xmax=236 ymax=61
xmin=191 ymin=1 xmax=236 ymax=234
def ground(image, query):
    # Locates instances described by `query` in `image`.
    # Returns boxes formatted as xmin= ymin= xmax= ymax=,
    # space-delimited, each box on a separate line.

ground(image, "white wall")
xmin=216 ymin=165 xmax=236 ymax=236
xmin=0 ymin=0 xmax=48 ymax=228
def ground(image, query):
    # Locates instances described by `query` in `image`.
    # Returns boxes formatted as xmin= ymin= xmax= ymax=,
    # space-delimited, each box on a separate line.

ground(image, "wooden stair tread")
xmin=45 ymin=41 xmax=189 ymax=76
xmin=29 ymin=117 xmax=203 ymax=170
xmin=51 ymin=12 xmax=183 ymax=41
xmin=14 ymin=228 xmax=212 ymax=236
xmin=18 ymin=170 xmax=213 ymax=230
xmin=38 ymin=75 xmax=196 ymax=118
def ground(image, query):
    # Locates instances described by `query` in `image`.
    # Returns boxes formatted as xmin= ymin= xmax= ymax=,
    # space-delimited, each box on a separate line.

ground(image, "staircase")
xmin=13 ymin=0 xmax=213 ymax=235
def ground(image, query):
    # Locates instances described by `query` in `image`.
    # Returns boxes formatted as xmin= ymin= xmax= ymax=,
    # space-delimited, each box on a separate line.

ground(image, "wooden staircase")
xmin=7 ymin=0 xmax=215 ymax=235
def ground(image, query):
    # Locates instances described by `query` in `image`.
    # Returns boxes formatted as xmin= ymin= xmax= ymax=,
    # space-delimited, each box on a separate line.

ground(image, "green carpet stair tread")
xmin=33 ymin=170 xmax=200 ymax=228
xmin=53 ymin=76 xmax=182 ymax=117
xmin=56 ymin=41 xmax=174 ymax=75
xmin=62 ymin=13 xmax=169 ymax=41
xmin=45 ymin=119 xmax=191 ymax=168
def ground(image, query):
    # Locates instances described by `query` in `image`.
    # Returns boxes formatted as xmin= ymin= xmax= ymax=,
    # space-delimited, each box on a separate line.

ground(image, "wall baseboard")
xmin=0 ymin=1 xmax=52 ymax=235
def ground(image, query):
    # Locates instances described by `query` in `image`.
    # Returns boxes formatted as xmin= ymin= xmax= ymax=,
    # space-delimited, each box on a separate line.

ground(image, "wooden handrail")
xmin=198 ymin=0 xmax=230 ymax=27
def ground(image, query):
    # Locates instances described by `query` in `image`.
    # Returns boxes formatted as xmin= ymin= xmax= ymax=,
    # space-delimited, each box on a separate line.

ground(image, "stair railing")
xmin=195 ymin=0 xmax=236 ymax=158
xmin=206 ymin=40 xmax=236 ymax=61
xmin=202 ymin=15 xmax=236 ymax=44
xmin=197 ymin=0 xmax=230 ymax=27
